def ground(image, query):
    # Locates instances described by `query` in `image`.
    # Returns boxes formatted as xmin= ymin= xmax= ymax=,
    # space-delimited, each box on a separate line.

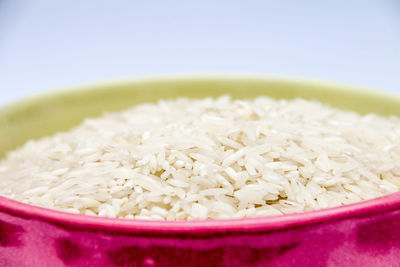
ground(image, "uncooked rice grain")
xmin=0 ymin=96 xmax=400 ymax=220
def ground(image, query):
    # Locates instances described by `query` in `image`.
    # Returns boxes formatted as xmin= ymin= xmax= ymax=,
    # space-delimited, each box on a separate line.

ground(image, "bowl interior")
xmin=1 ymin=76 xmax=400 ymax=159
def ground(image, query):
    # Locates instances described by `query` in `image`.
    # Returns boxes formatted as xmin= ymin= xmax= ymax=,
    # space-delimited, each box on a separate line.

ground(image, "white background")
xmin=1 ymin=0 xmax=399 ymax=105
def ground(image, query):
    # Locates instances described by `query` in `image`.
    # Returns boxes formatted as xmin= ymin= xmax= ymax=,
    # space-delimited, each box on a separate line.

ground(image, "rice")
xmin=0 ymin=95 xmax=399 ymax=220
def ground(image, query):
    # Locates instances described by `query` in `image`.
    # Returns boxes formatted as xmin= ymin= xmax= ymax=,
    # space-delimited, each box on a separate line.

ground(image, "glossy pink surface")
xmin=1 ymin=192 xmax=400 ymax=267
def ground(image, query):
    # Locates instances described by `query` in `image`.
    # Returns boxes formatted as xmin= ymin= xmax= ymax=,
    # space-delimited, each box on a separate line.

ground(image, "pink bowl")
xmin=1 ymin=77 xmax=400 ymax=266
xmin=2 ymin=193 xmax=400 ymax=267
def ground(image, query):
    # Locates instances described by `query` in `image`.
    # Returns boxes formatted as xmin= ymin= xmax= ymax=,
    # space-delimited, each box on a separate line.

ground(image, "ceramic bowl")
xmin=1 ymin=76 xmax=400 ymax=267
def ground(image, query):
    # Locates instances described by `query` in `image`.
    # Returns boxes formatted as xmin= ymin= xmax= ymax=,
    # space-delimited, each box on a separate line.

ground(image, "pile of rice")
xmin=0 ymin=96 xmax=399 ymax=220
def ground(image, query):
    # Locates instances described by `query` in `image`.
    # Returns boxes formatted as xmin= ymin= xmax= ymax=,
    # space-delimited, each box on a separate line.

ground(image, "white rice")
xmin=0 ymin=96 xmax=399 ymax=220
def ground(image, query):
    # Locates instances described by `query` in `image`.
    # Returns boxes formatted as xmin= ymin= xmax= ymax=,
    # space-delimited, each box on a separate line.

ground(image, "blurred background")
xmin=0 ymin=0 xmax=399 ymax=105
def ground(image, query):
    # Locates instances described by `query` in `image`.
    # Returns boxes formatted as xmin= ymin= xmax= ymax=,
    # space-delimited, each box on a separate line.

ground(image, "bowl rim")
xmin=1 ymin=193 xmax=400 ymax=235
xmin=1 ymin=75 xmax=400 ymax=236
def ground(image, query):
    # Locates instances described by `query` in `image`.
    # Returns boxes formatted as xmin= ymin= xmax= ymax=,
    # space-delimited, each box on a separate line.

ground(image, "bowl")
xmin=1 ymin=76 xmax=400 ymax=267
